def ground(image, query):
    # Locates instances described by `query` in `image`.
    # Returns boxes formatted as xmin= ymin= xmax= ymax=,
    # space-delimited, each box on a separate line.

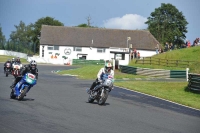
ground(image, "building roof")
xmin=40 ymin=25 xmax=160 ymax=50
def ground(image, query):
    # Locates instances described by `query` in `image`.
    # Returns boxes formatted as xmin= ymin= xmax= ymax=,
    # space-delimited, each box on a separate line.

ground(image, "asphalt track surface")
xmin=0 ymin=63 xmax=200 ymax=133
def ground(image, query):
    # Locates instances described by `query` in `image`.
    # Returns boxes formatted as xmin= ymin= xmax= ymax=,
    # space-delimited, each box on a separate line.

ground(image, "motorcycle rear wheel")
xmin=18 ymin=86 xmax=28 ymax=101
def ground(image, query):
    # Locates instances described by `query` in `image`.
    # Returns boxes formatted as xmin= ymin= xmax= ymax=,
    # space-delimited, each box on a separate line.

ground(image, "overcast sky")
xmin=0 ymin=0 xmax=199 ymax=42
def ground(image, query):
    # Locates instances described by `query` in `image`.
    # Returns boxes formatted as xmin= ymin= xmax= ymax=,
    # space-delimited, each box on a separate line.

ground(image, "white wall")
xmin=39 ymin=45 xmax=157 ymax=65
xmin=0 ymin=50 xmax=28 ymax=59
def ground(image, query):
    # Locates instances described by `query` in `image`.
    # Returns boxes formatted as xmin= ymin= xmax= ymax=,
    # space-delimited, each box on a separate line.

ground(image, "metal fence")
xmin=135 ymin=57 xmax=197 ymax=68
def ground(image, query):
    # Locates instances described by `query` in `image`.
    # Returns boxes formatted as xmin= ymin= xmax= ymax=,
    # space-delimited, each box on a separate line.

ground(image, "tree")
xmin=9 ymin=21 xmax=31 ymax=52
xmin=75 ymin=23 xmax=97 ymax=28
xmin=31 ymin=16 xmax=64 ymax=53
xmin=145 ymin=3 xmax=188 ymax=47
xmin=0 ymin=25 xmax=6 ymax=50
xmin=76 ymin=16 xmax=98 ymax=28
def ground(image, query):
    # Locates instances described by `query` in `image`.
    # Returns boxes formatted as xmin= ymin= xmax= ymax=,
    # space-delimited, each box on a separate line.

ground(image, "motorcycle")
xmin=4 ymin=62 xmax=12 ymax=77
xmin=12 ymin=62 xmax=22 ymax=78
xmin=10 ymin=73 xmax=37 ymax=100
xmin=86 ymin=74 xmax=114 ymax=105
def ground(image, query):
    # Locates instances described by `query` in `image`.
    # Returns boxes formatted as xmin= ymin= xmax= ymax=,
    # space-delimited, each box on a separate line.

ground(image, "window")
xmin=47 ymin=45 xmax=59 ymax=50
xmin=48 ymin=46 xmax=53 ymax=50
xmin=54 ymin=46 xmax=59 ymax=50
xmin=97 ymin=48 xmax=105 ymax=53
xmin=73 ymin=47 xmax=82 ymax=52
xmin=48 ymin=52 xmax=52 ymax=54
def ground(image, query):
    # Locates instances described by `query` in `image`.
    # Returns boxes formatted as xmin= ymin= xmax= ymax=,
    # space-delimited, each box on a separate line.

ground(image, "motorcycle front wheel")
xmin=10 ymin=90 xmax=16 ymax=99
xmin=98 ymin=90 xmax=109 ymax=105
xmin=88 ymin=95 xmax=95 ymax=103
xmin=18 ymin=86 xmax=28 ymax=101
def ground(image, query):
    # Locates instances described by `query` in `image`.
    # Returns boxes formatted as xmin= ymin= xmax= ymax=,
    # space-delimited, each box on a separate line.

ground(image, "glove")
xmin=98 ymin=79 xmax=103 ymax=83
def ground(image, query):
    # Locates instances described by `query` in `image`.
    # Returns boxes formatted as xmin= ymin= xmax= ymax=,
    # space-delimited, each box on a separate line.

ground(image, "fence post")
xmin=143 ymin=57 xmax=144 ymax=65
xmin=150 ymin=57 xmax=151 ymax=65
xmin=186 ymin=68 xmax=189 ymax=81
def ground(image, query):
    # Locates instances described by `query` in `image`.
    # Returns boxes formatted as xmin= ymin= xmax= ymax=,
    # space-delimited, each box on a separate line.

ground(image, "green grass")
xmin=0 ymin=55 xmax=29 ymax=64
xmin=115 ymin=81 xmax=200 ymax=109
xmin=129 ymin=46 xmax=200 ymax=73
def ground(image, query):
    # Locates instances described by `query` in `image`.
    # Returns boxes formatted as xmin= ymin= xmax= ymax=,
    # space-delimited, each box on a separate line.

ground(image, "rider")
xmin=10 ymin=60 xmax=38 ymax=89
xmin=11 ymin=58 xmax=16 ymax=71
xmin=4 ymin=59 xmax=11 ymax=72
xmin=15 ymin=57 xmax=21 ymax=64
xmin=11 ymin=58 xmax=15 ymax=64
xmin=28 ymin=60 xmax=38 ymax=76
xmin=87 ymin=61 xmax=114 ymax=94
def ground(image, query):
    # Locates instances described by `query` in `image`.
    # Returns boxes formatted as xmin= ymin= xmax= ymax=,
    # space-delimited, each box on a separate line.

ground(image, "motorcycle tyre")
xmin=88 ymin=95 xmax=95 ymax=103
xmin=18 ymin=86 xmax=28 ymax=101
xmin=98 ymin=91 xmax=109 ymax=105
xmin=10 ymin=90 xmax=16 ymax=99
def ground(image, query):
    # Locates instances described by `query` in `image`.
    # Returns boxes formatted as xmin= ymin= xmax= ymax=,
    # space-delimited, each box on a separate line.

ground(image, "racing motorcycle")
xmin=4 ymin=62 xmax=12 ymax=77
xmin=10 ymin=73 xmax=37 ymax=100
xmin=86 ymin=74 xmax=114 ymax=105
xmin=12 ymin=62 xmax=22 ymax=78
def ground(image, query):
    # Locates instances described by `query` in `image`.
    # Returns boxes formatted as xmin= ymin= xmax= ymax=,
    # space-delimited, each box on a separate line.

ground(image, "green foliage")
xmin=0 ymin=25 xmax=6 ymax=50
xmin=76 ymin=23 xmax=98 ymax=28
xmin=145 ymin=3 xmax=188 ymax=47
xmin=9 ymin=21 xmax=34 ymax=53
xmin=6 ymin=16 xmax=64 ymax=54
xmin=31 ymin=16 xmax=64 ymax=53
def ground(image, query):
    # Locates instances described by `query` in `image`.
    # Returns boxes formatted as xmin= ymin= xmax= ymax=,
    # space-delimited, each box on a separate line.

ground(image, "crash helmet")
xmin=16 ymin=57 xmax=20 ymax=62
xmin=12 ymin=58 xmax=15 ymax=62
xmin=7 ymin=59 xmax=11 ymax=62
xmin=105 ymin=62 xmax=112 ymax=73
xmin=30 ymin=60 xmax=37 ymax=70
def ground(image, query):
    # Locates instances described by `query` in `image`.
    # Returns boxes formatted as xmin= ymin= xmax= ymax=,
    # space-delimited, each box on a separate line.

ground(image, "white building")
xmin=39 ymin=25 xmax=161 ymax=66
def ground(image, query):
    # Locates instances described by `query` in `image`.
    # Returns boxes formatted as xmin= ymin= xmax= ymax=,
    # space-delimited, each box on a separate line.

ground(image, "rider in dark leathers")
xmin=4 ymin=59 xmax=12 ymax=72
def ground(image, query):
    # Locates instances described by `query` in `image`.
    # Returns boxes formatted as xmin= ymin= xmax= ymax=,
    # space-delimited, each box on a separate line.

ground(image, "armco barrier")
xmin=188 ymin=73 xmax=200 ymax=91
xmin=73 ymin=59 xmax=105 ymax=65
xmin=119 ymin=65 xmax=187 ymax=79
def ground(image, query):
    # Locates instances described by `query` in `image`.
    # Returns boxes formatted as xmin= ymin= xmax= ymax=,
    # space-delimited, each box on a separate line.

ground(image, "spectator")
xmin=131 ymin=50 xmax=133 ymax=60
xmin=155 ymin=46 xmax=159 ymax=54
xmin=185 ymin=40 xmax=188 ymax=47
xmin=137 ymin=52 xmax=140 ymax=59
xmin=164 ymin=42 xmax=169 ymax=52
xmin=133 ymin=48 xmax=137 ymax=59
xmin=193 ymin=38 xmax=199 ymax=46
xmin=187 ymin=40 xmax=191 ymax=48
xmin=169 ymin=43 xmax=174 ymax=51
xmin=197 ymin=38 xmax=200 ymax=46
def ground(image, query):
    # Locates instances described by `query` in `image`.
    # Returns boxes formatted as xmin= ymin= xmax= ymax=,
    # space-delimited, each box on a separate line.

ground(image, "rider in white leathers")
xmin=87 ymin=61 xmax=114 ymax=94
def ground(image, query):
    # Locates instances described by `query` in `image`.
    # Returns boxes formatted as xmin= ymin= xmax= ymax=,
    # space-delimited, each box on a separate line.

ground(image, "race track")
xmin=0 ymin=63 xmax=200 ymax=133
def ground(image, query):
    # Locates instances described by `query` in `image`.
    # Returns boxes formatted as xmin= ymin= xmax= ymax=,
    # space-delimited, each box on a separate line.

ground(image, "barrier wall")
xmin=188 ymin=73 xmax=200 ymax=91
xmin=0 ymin=50 xmax=28 ymax=59
xmin=119 ymin=65 xmax=188 ymax=79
